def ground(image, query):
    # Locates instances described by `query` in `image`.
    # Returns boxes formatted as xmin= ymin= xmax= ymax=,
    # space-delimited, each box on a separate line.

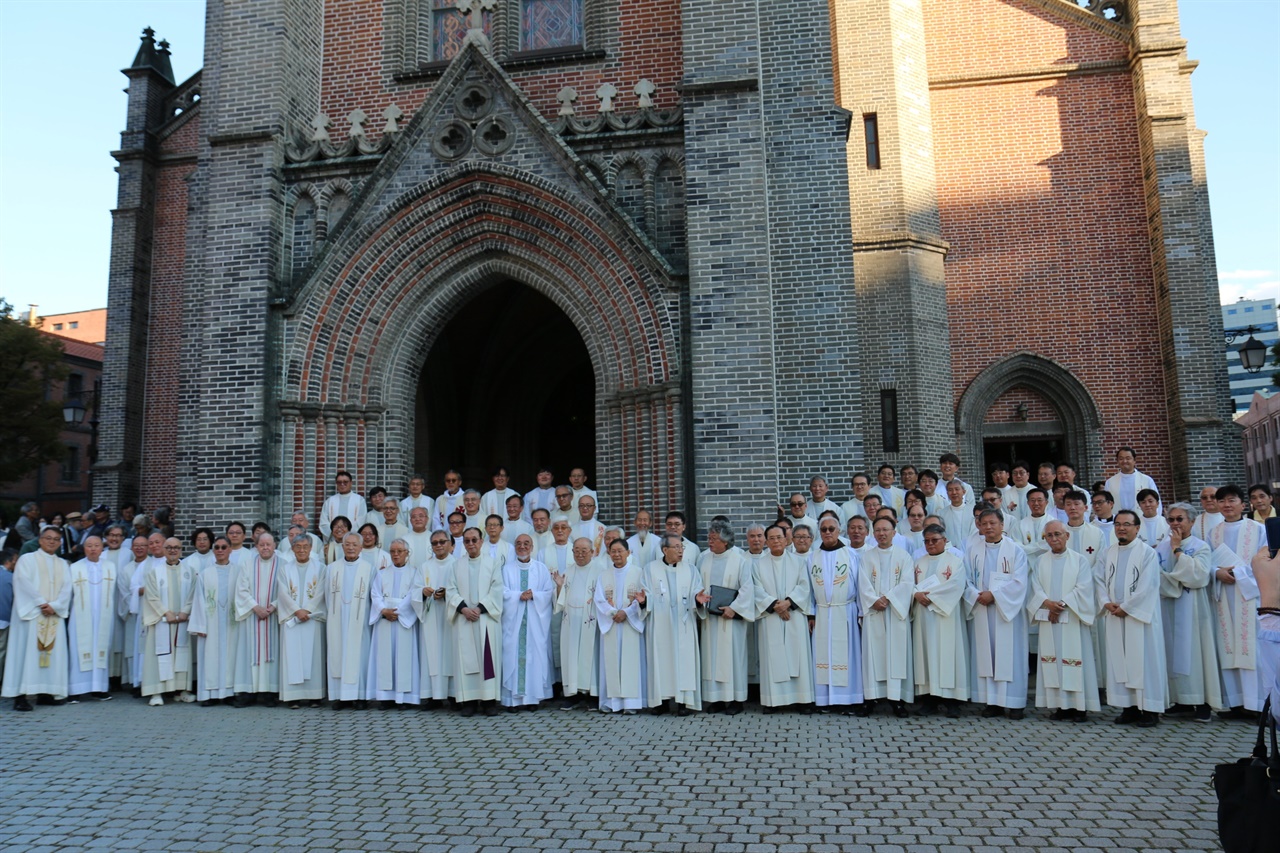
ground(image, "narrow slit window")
xmin=864 ymin=113 xmax=881 ymax=170
xmin=880 ymin=388 xmax=899 ymax=453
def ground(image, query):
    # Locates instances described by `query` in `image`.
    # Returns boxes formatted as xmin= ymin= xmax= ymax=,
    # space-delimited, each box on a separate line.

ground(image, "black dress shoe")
xmin=981 ymin=705 xmax=1004 ymax=718
xmin=201 ymin=699 xmax=220 ymax=708
xmin=484 ymin=701 xmax=499 ymax=716
xmin=1114 ymin=706 xmax=1141 ymax=724
xmin=1071 ymin=710 xmax=1088 ymax=723
xmin=893 ymin=703 xmax=909 ymax=718
xmin=1050 ymin=708 xmax=1070 ymax=721
xmin=460 ymin=702 xmax=476 ymax=717
xmin=1007 ymin=708 xmax=1024 ymax=720
xmin=331 ymin=701 xmax=347 ymax=711
xmin=1136 ymin=710 xmax=1159 ymax=728
xmin=353 ymin=700 xmax=369 ymax=710
xmin=852 ymin=703 xmax=873 ymax=717
xmin=261 ymin=695 xmax=279 ymax=708
xmin=945 ymin=702 xmax=962 ymax=719
xmin=14 ymin=697 xmax=33 ymax=712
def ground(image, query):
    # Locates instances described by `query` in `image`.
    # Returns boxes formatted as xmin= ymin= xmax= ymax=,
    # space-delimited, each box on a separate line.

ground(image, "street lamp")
xmin=63 ymin=397 xmax=86 ymax=425
xmin=1224 ymin=325 xmax=1269 ymax=375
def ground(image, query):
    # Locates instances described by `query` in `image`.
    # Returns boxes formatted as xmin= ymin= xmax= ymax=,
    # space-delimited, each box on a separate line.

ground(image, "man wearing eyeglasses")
xmin=783 ymin=493 xmax=818 ymax=538
xmin=188 ymin=536 xmax=244 ymax=706
xmin=1097 ymin=509 xmax=1165 ymax=727
xmin=447 ymin=528 xmax=503 ymax=716
xmin=1157 ymin=503 xmax=1221 ymax=723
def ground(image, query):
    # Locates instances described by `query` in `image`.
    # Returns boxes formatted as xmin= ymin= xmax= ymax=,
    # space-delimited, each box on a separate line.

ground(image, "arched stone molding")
xmin=955 ymin=352 xmax=1104 ymax=483
xmin=316 ymin=177 xmax=357 ymax=242
xmin=279 ymin=162 xmax=684 ymax=527
xmin=283 ymin=183 xmax=320 ymax=281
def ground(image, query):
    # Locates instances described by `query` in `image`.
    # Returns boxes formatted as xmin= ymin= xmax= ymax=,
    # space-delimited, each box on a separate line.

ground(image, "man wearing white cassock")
xmin=523 ymin=468 xmax=557 ymax=521
xmin=555 ymin=536 xmax=600 ymax=708
xmin=1209 ymin=484 xmax=1267 ymax=717
xmin=1018 ymin=489 xmax=1054 ymax=564
xmin=664 ymin=511 xmax=700 ymax=569
xmin=1137 ymin=490 xmax=1170 ymax=550
xmin=1097 ymin=510 xmax=1166 ymax=726
xmin=1192 ymin=486 xmax=1223 ymax=541
xmin=540 ymin=517 xmax=574 ymax=685
xmin=234 ymin=533 xmax=283 ymax=706
xmin=414 ymin=531 xmax=456 ymax=705
xmin=499 ymin=496 xmax=534 ymax=546
xmin=965 ymin=509 xmax=1029 ymax=718
xmin=67 ymin=535 xmax=115 ymax=701
xmin=529 ymin=509 xmax=554 ymax=555
xmin=810 ymin=476 xmax=844 ymax=524
xmin=482 ymin=515 xmax=514 ymax=566
xmin=569 ymin=468 xmax=598 ymax=518
xmin=447 ymin=528 xmax=503 ymax=716
xmin=117 ymin=535 xmax=150 ymax=689
xmin=1104 ymin=447 xmax=1160 ymax=514
xmin=627 ymin=510 xmax=660 ymax=571
xmin=644 ymin=534 xmax=702 ymax=714
xmin=1062 ymin=491 xmax=1107 ymax=693
xmin=574 ymin=496 xmax=606 ymax=557
xmin=367 ymin=539 xmax=419 ymax=707
xmin=912 ymin=524 xmax=969 ymax=717
xmin=1157 ymin=504 xmax=1222 ymax=721
xmin=698 ymin=520 xmax=754 ymax=713
xmin=402 ymin=508 xmax=434 ymax=566
xmin=939 ymin=481 xmax=977 ymax=545
xmin=432 ymin=470 xmax=464 ymax=533
xmin=275 ymin=534 xmax=327 ymax=707
xmin=481 ymin=466 xmax=519 ymax=519
xmin=376 ymin=502 xmax=410 ymax=553
xmin=100 ymin=526 xmax=129 ymax=681
xmin=461 ymin=490 xmax=484 ymax=534
xmin=595 ymin=537 xmax=646 ymax=713
xmin=188 ymin=536 xmax=247 ymax=706
xmin=806 ymin=517 xmax=865 ymax=713
xmin=319 ymin=470 xmax=367 ymax=540
xmin=753 ymin=524 xmax=814 ymax=710
xmin=327 ymin=534 xmax=373 ymax=709
xmin=358 ymin=523 xmax=393 ymax=572
xmin=501 ymin=534 xmax=554 ymax=708
xmin=141 ymin=538 xmax=195 ymax=706
xmin=859 ymin=517 xmax=914 ymax=715
xmin=1028 ymin=521 xmax=1098 ymax=721
xmin=400 ymin=474 xmax=432 ymax=518
xmin=2 ymin=527 xmax=72 ymax=711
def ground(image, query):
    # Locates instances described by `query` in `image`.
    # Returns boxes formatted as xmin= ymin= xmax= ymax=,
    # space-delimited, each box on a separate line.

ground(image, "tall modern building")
xmin=98 ymin=0 xmax=1238 ymax=533
xmin=1222 ymin=298 xmax=1279 ymax=414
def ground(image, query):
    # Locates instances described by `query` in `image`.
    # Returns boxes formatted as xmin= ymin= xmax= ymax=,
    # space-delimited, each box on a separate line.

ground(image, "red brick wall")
xmin=924 ymin=0 xmax=1172 ymax=491
xmin=139 ymin=118 xmax=198 ymax=513
xmin=317 ymin=0 xmax=682 ymax=140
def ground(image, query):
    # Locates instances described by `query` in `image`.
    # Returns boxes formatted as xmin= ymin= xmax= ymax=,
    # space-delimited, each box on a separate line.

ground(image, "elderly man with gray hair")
xmin=1158 ymin=501 xmax=1222 ymax=722
xmin=697 ymin=518 xmax=754 ymax=714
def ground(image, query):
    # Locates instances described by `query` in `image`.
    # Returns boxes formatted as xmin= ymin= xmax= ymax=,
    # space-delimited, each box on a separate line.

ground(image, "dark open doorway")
xmin=982 ymin=437 xmax=1064 ymax=488
xmin=415 ymin=280 xmax=595 ymax=490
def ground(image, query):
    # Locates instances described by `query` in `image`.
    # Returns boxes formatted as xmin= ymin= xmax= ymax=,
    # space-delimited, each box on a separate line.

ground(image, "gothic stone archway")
xmin=277 ymin=163 xmax=684 ymax=526
xmin=956 ymin=352 xmax=1104 ymax=486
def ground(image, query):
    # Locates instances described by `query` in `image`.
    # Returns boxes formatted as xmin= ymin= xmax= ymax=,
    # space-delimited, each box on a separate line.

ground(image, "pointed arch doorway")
xmin=414 ymin=280 xmax=596 ymax=489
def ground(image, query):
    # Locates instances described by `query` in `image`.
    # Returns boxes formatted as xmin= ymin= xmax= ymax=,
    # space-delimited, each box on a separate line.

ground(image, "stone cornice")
xmin=931 ymin=59 xmax=1128 ymax=90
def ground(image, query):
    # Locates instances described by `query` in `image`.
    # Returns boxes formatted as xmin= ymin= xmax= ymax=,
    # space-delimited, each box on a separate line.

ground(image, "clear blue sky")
xmin=0 ymin=0 xmax=1276 ymax=315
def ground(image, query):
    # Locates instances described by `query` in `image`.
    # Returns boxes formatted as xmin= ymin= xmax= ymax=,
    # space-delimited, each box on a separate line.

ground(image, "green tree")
xmin=0 ymin=299 xmax=69 ymax=485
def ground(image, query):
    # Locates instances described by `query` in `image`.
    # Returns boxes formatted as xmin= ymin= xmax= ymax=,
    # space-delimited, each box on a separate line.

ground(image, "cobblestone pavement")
xmin=0 ymin=695 xmax=1250 ymax=853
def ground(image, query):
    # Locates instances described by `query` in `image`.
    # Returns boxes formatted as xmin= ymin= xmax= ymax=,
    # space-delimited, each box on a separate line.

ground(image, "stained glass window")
xmin=433 ymin=0 xmax=491 ymax=62
xmin=520 ymin=0 xmax=583 ymax=52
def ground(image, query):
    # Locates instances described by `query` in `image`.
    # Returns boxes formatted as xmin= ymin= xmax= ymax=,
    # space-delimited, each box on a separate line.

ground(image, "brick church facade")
xmin=99 ymin=0 xmax=1237 ymax=531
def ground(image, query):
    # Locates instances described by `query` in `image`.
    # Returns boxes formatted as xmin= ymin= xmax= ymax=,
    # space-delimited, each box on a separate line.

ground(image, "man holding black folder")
xmin=698 ymin=520 xmax=754 ymax=714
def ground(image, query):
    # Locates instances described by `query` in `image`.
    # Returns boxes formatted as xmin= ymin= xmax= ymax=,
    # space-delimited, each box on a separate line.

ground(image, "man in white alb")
xmin=320 ymin=470 xmax=367 ymax=540
xmin=859 ymin=516 xmax=914 ymax=716
xmin=965 ymin=509 xmax=1029 ymax=719
xmin=1097 ymin=510 xmax=1166 ymax=727
xmin=2 ymin=527 xmax=72 ymax=711
xmin=501 ymin=534 xmax=554 ymax=709
xmin=1028 ymin=521 xmax=1098 ymax=721
xmin=367 ymin=539 xmax=419 ymax=707
xmin=141 ymin=537 xmax=195 ymax=706
xmin=327 ymin=533 xmax=374 ymax=709
xmin=447 ymin=528 xmax=504 ymax=716
xmin=67 ymin=535 xmax=115 ymax=701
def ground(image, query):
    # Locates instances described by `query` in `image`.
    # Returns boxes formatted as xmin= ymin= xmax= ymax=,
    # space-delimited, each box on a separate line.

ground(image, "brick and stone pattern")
xmin=0 ymin=699 xmax=1253 ymax=851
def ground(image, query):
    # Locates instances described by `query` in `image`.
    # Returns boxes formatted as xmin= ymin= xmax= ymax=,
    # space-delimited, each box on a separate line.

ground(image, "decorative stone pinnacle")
xmin=596 ymin=82 xmax=618 ymax=113
xmin=382 ymin=103 xmax=404 ymax=134
xmin=634 ymin=79 xmax=655 ymax=110
xmin=310 ymin=112 xmax=333 ymax=143
xmin=556 ymin=87 xmax=578 ymax=117
xmin=347 ymin=108 xmax=368 ymax=138
xmin=142 ymin=26 xmax=156 ymax=40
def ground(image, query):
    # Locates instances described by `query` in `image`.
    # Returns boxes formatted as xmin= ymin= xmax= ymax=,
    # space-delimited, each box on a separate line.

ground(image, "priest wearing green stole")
xmin=2 ymin=527 xmax=72 ymax=711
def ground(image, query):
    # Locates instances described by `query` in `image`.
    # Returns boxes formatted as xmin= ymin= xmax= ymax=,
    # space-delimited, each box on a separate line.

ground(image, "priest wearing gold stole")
xmin=327 ymin=534 xmax=373 ymax=709
xmin=859 ymin=517 xmax=915 ymax=716
xmin=1098 ymin=510 xmax=1166 ymax=727
xmin=233 ymin=532 xmax=283 ymax=706
xmin=698 ymin=519 xmax=755 ymax=714
xmin=188 ymin=536 xmax=247 ymax=706
xmin=555 ymin=536 xmax=600 ymax=709
xmin=413 ymin=530 xmax=456 ymax=706
xmin=276 ymin=533 xmax=327 ymax=708
xmin=1156 ymin=503 xmax=1222 ymax=722
xmin=367 ymin=539 xmax=420 ymax=707
xmin=594 ymin=537 xmax=646 ymax=713
xmin=67 ymin=535 xmax=115 ymax=701
xmin=965 ymin=509 xmax=1030 ymax=718
xmin=807 ymin=516 xmax=864 ymax=713
xmin=447 ymin=527 xmax=504 ymax=716
xmin=141 ymin=538 xmax=195 ymax=706
xmin=3 ymin=527 xmax=72 ymax=711
xmin=912 ymin=524 xmax=969 ymax=717
xmin=1208 ymin=484 xmax=1267 ymax=717
xmin=752 ymin=524 xmax=814 ymax=710
xmin=1028 ymin=521 xmax=1098 ymax=721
